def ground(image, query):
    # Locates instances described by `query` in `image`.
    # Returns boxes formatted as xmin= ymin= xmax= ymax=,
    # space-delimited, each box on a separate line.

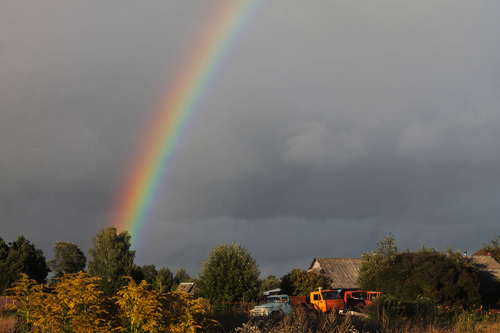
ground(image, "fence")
xmin=205 ymin=300 xmax=263 ymax=316
xmin=0 ymin=297 xmax=22 ymax=311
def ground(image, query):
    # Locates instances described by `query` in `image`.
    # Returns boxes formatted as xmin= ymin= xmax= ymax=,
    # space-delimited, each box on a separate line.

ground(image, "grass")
xmin=211 ymin=306 xmax=500 ymax=333
xmin=3 ymin=306 xmax=500 ymax=333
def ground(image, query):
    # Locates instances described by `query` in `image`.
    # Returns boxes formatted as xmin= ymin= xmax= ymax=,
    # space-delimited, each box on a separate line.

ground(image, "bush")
xmin=280 ymin=269 xmax=330 ymax=296
xmin=7 ymin=273 xmax=216 ymax=332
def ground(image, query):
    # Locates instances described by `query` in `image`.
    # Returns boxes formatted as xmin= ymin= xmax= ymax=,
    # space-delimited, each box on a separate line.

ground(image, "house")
xmin=175 ymin=282 xmax=196 ymax=296
xmin=308 ymin=257 xmax=363 ymax=290
xmin=469 ymin=255 xmax=500 ymax=306
xmin=307 ymin=255 xmax=500 ymax=306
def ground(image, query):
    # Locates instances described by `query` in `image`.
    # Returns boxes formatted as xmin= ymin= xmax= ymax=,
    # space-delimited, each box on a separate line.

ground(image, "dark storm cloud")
xmin=1 ymin=0 xmax=500 ymax=277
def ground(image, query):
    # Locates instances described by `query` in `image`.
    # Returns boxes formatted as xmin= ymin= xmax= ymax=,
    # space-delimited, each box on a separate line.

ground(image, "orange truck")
xmin=342 ymin=290 xmax=382 ymax=312
xmin=289 ymin=289 xmax=344 ymax=313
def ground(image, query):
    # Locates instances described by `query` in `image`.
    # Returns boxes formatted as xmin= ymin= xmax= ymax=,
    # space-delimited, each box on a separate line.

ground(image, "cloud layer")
xmin=1 ymin=0 xmax=500 ymax=277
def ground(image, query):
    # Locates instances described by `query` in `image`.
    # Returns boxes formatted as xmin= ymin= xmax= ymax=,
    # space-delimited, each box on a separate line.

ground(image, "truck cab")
xmin=343 ymin=290 xmax=382 ymax=311
xmin=249 ymin=295 xmax=292 ymax=316
xmin=309 ymin=290 xmax=344 ymax=312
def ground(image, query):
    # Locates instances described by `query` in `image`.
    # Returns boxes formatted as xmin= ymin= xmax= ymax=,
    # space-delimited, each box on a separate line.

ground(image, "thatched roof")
xmin=308 ymin=257 xmax=363 ymax=289
xmin=469 ymin=255 xmax=500 ymax=295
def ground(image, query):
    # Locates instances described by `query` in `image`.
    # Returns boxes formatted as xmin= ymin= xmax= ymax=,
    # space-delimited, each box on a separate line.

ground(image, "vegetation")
xmin=197 ymin=241 xmax=261 ymax=303
xmin=172 ymin=268 xmax=193 ymax=290
xmin=358 ymin=235 xmax=482 ymax=309
xmin=154 ymin=267 xmax=174 ymax=293
xmin=87 ymin=227 xmax=136 ymax=294
xmin=480 ymin=235 xmax=500 ymax=263
xmin=47 ymin=241 xmax=87 ymax=279
xmin=280 ymin=269 xmax=330 ymax=296
xmin=3 ymin=230 xmax=500 ymax=332
xmin=7 ymin=272 xmax=216 ymax=333
xmin=0 ymin=236 xmax=50 ymax=295
xmin=259 ymin=275 xmax=281 ymax=294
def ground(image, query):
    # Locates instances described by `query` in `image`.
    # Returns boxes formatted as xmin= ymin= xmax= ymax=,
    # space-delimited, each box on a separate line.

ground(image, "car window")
xmin=321 ymin=291 xmax=340 ymax=300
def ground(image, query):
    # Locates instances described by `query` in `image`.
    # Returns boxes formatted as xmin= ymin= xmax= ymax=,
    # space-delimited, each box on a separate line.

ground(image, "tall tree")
xmin=87 ymin=227 xmax=136 ymax=294
xmin=357 ymin=233 xmax=399 ymax=289
xmin=0 ymin=236 xmax=50 ymax=295
xmin=141 ymin=264 xmax=157 ymax=285
xmin=47 ymin=241 xmax=87 ymax=278
xmin=197 ymin=241 xmax=261 ymax=303
xmin=172 ymin=268 xmax=192 ymax=291
xmin=153 ymin=267 xmax=174 ymax=293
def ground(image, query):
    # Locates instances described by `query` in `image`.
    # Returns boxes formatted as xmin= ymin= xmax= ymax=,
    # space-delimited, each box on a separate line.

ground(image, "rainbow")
xmin=110 ymin=0 xmax=263 ymax=248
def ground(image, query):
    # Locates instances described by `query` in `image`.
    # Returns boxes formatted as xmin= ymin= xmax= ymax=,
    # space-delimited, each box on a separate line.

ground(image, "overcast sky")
xmin=1 ymin=0 xmax=500 ymax=278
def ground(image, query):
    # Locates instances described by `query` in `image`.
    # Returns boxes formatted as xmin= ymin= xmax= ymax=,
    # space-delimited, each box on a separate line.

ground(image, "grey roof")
xmin=308 ymin=258 xmax=363 ymax=289
xmin=176 ymin=282 xmax=196 ymax=294
xmin=469 ymin=255 xmax=500 ymax=294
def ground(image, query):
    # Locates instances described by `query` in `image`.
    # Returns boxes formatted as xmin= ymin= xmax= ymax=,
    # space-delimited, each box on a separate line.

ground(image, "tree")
xmin=480 ymin=235 xmax=500 ymax=263
xmin=280 ymin=269 xmax=330 ymax=296
xmin=172 ymin=268 xmax=192 ymax=291
xmin=47 ymin=241 xmax=87 ymax=279
xmin=0 ymin=236 xmax=50 ymax=295
xmin=154 ymin=267 xmax=174 ymax=293
xmin=259 ymin=274 xmax=281 ymax=294
xmin=87 ymin=227 xmax=136 ymax=294
xmin=141 ymin=265 xmax=158 ymax=285
xmin=357 ymin=233 xmax=399 ymax=289
xmin=174 ymin=268 xmax=191 ymax=285
xmin=197 ymin=241 xmax=261 ymax=303
xmin=358 ymin=236 xmax=481 ymax=309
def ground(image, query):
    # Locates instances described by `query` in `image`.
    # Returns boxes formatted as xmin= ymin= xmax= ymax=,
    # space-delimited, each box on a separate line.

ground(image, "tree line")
xmin=0 ymin=228 xmax=195 ymax=296
xmin=2 ymin=228 xmax=500 ymax=310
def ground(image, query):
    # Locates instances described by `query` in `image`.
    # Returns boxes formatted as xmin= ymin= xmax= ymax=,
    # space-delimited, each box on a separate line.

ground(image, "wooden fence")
xmin=0 ymin=297 xmax=22 ymax=311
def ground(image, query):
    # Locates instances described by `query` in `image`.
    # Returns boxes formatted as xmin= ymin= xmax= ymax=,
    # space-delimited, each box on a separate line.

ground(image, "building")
xmin=469 ymin=255 xmax=500 ymax=306
xmin=308 ymin=257 xmax=363 ymax=290
xmin=175 ymin=282 xmax=196 ymax=296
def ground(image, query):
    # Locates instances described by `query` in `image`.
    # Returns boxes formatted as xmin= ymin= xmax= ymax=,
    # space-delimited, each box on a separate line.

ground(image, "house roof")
xmin=469 ymin=255 xmax=500 ymax=294
xmin=176 ymin=282 xmax=196 ymax=294
xmin=308 ymin=257 xmax=363 ymax=289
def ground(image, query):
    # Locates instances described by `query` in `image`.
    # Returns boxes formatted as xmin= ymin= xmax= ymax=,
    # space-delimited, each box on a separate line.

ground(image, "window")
xmin=321 ymin=291 xmax=340 ymax=300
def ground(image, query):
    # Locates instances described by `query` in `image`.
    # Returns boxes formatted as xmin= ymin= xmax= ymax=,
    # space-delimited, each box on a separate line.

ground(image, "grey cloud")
xmin=1 ymin=0 xmax=500 ymax=278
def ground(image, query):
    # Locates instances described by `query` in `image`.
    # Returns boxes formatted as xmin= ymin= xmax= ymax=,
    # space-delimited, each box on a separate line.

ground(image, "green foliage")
xmin=130 ymin=264 xmax=145 ymax=285
xmin=280 ymin=269 xmax=330 ymax=296
xmin=259 ymin=274 xmax=281 ymax=294
xmin=0 ymin=236 xmax=50 ymax=295
xmin=87 ymin=227 xmax=136 ymax=294
xmin=365 ymin=294 xmax=437 ymax=322
xmin=480 ymin=235 xmax=500 ymax=263
xmin=172 ymin=268 xmax=192 ymax=291
xmin=141 ymin=265 xmax=157 ymax=285
xmin=358 ymin=235 xmax=481 ymax=310
xmin=174 ymin=268 xmax=191 ymax=285
xmin=47 ymin=241 xmax=87 ymax=279
xmin=153 ymin=267 xmax=174 ymax=293
xmin=197 ymin=241 xmax=261 ymax=303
